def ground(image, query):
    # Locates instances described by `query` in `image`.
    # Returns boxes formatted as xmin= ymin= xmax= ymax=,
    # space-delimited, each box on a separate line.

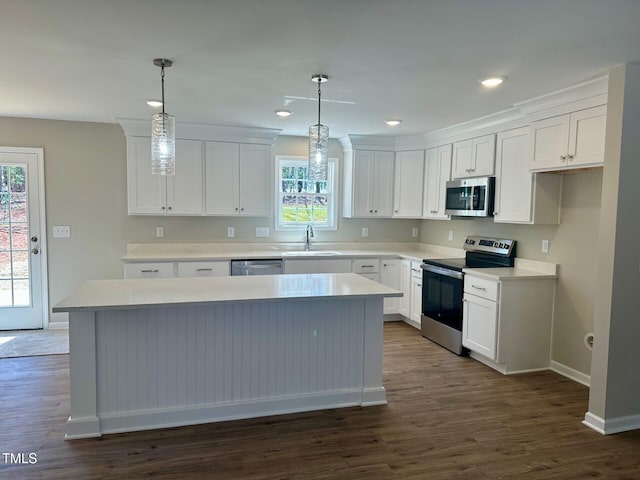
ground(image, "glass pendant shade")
xmin=308 ymin=124 xmax=329 ymax=181
xmin=151 ymin=112 xmax=175 ymax=175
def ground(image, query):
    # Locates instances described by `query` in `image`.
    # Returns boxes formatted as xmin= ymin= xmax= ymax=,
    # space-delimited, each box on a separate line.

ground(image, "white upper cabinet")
xmin=494 ymin=127 xmax=561 ymax=224
xmin=205 ymin=142 xmax=271 ymax=216
xmin=451 ymin=134 xmax=496 ymax=179
xmin=422 ymin=144 xmax=452 ymax=219
xmin=393 ymin=150 xmax=424 ymax=218
xmin=127 ymin=137 xmax=204 ymax=215
xmin=344 ymin=150 xmax=394 ymax=217
xmin=529 ymin=105 xmax=607 ymax=172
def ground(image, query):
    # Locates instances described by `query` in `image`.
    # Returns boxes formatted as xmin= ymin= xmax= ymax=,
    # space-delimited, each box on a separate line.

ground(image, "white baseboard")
xmin=69 ymin=389 xmax=376 ymax=439
xmin=550 ymin=360 xmax=591 ymax=387
xmin=583 ymin=411 xmax=640 ymax=435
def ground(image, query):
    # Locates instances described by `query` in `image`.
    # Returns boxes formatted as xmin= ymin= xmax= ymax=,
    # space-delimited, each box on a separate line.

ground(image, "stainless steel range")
xmin=420 ymin=236 xmax=516 ymax=355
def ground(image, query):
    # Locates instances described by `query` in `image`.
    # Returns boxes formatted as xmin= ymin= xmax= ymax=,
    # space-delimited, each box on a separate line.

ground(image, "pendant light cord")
xmin=317 ymin=80 xmax=321 ymax=127
xmin=161 ymin=63 xmax=166 ymax=114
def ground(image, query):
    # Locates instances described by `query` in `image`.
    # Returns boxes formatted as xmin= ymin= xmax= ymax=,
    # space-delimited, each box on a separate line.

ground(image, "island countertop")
xmin=53 ymin=273 xmax=402 ymax=312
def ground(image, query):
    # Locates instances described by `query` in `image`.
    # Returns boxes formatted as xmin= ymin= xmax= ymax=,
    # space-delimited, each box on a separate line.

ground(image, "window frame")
xmin=274 ymin=155 xmax=339 ymax=231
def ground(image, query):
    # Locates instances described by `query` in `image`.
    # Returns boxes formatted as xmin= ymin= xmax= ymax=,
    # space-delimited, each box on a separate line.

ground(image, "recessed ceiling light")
xmin=146 ymin=100 xmax=163 ymax=108
xmin=385 ymin=120 xmax=402 ymax=126
xmin=480 ymin=77 xmax=505 ymax=88
xmin=275 ymin=109 xmax=293 ymax=117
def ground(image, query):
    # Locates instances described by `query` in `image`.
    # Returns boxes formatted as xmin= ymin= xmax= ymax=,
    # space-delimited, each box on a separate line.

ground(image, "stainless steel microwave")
xmin=445 ymin=176 xmax=495 ymax=217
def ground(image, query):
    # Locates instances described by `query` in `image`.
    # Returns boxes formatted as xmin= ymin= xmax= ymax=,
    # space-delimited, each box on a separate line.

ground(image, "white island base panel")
xmin=66 ymin=297 xmax=386 ymax=439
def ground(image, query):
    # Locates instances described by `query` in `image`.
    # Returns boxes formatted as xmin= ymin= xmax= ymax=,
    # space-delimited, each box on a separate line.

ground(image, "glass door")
xmin=0 ymin=149 xmax=45 ymax=330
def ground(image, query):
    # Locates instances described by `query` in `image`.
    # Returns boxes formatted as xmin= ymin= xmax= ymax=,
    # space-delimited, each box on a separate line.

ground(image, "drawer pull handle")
xmin=471 ymin=285 xmax=486 ymax=291
xmin=196 ymin=268 xmax=213 ymax=272
xmin=361 ymin=265 xmax=375 ymax=268
xmin=141 ymin=269 xmax=159 ymax=273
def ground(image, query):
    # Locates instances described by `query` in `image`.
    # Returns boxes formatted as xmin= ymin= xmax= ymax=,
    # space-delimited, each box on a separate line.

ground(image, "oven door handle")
xmin=421 ymin=263 xmax=464 ymax=280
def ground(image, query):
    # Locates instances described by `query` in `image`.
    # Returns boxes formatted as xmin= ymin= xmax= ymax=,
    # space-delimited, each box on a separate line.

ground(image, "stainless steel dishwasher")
xmin=230 ymin=259 xmax=284 ymax=276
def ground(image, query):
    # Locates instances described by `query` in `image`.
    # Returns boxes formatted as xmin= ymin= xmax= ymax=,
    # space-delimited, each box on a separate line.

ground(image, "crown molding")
xmin=514 ymin=75 xmax=609 ymax=115
xmin=339 ymin=134 xmax=397 ymax=152
xmin=117 ymin=118 xmax=281 ymax=145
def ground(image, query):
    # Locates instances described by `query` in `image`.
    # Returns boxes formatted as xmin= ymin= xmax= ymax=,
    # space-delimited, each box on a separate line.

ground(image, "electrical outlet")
xmin=52 ymin=225 xmax=71 ymax=238
xmin=156 ymin=226 xmax=164 ymax=238
xmin=361 ymin=227 xmax=369 ymax=238
xmin=411 ymin=227 xmax=419 ymax=238
xmin=256 ymin=227 xmax=269 ymax=237
xmin=448 ymin=230 xmax=454 ymax=241
xmin=541 ymin=239 xmax=549 ymax=253
xmin=227 ymin=227 xmax=235 ymax=238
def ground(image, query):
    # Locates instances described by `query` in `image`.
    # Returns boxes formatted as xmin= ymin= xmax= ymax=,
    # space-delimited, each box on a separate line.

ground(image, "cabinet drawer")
xmin=177 ymin=261 xmax=229 ymax=277
xmin=124 ymin=262 xmax=175 ymax=279
xmin=352 ymin=258 xmax=380 ymax=274
xmin=410 ymin=261 xmax=422 ymax=278
xmin=464 ymin=276 xmax=499 ymax=301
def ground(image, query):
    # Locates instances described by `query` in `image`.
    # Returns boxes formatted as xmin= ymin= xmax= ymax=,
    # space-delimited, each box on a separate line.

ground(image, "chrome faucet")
xmin=305 ymin=223 xmax=314 ymax=251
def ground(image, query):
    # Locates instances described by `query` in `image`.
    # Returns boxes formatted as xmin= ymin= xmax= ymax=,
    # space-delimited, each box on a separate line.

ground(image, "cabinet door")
xmin=393 ymin=150 xmax=424 ymax=218
xmin=239 ymin=144 xmax=271 ymax=216
xmin=451 ymin=139 xmax=473 ymax=179
xmin=352 ymin=151 xmax=374 ymax=216
xmin=462 ymin=293 xmax=498 ymax=360
xmin=166 ymin=139 xmax=204 ymax=215
xmin=372 ymin=151 xmax=395 ymax=216
xmin=399 ymin=260 xmax=411 ymax=319
xmin=471 ymin=134 xmax=496 ymax=176
xmin=127 ymin=137 xmax=166 ymax=215
xmin=380 ymin=259 xmax=401 ymax=314
xmin=529 ymin=114 xmax=570 ymax=171
xmin=423 ymin=145 xmax=451 ymax=219
xmin=410 ymin=272 xmax=422 ymax=324
xmin=568 ymin=105 xmax=607 ymax=167
xmin=205 ymin=142 xmax=240 ymax=215
xmin=494 ymin=127 xmax=533 ymax=223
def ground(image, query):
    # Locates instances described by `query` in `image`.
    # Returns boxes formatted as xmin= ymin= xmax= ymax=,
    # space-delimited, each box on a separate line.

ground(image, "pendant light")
xmin=151 ymin=58 xmax=175 ymax=175
xmin=308 ymin=74 xmax=329 ymax=181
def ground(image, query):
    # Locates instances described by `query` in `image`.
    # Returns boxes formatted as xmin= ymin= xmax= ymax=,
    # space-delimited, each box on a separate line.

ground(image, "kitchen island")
xmin=53 ymin=273 xmax=401 ymax=439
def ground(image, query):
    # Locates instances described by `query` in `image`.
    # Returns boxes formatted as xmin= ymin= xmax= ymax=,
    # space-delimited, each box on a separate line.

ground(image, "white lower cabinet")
xmin=177 ymin=261 xmax=229 ymax=277
xmin=380 ymin=259 xmax=401 ymax=314
xmin=409 ymin=265 xmax=422 ymax=327
xmin=399 ymin=260 xmax=412 ymax=319
xmin=124 ymin=262 xmax=175 ymax=279
xmin=284 ymin=259 xmax=351 ymax=274
xmin=462 ymin=273 xmax=556 ymax=374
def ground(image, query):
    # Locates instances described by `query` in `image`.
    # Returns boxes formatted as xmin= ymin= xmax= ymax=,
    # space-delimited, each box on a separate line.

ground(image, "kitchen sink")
xmin=281 ymin=250 xmax=341 ymax=256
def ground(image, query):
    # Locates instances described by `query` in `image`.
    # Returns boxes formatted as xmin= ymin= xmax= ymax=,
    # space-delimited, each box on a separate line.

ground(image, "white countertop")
xmin=463 ymin=258 xmax=558 ymax=280
xmin=120 ymin=242 xmax=466 ymax=264
xmin=53 ymin=273 xmax=403 ymax=312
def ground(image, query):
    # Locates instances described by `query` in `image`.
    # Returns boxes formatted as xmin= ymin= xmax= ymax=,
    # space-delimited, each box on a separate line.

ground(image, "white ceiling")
xmin=2 ymin=0 xmax=639 ymax=138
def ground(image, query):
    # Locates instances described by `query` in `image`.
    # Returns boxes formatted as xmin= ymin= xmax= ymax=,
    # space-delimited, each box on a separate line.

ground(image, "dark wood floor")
xmin=1 ymin=322 xmax=639 ymax=480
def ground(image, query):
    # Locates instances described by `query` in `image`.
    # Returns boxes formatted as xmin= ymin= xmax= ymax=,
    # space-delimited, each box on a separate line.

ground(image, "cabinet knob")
xmin=31 ymin=248 xmax=39 ymax=255
xmin=394 ymin=209 xmax=398 ymax=213
xmin=369 ymin=210 xmax=373 ymax=213
xmin=168 ymin=206 xmax=172 ymax=210
xmin=567 ymin=154 xmax=574 ymax=161
xmin=240 ymin=207 xmax=244 ymax=211
xmin=161 ymin=206 xmax=166 ymax=210
xmin=235 ymin=207 xmax=239 ymax=211
xmin=374 ymin=210 xmax=378 ymax=213
xmin=560 ymin=155 xmax=566 ymax=161
xmin=493 ymin=211 xmax=498 ymax=215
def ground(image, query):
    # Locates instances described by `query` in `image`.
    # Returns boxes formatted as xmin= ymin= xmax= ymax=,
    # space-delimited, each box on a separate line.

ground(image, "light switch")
xmin=256 ymin=227 xmax=269 ymax=237
xmin=411 ymin=227 xmax=419 ymax=238
xmin=227 ymin=227 xmax=235 ymax=238
xmin=156 ymin=227 xmax=164 ymax=238
xmin=361 ymin=227 xmax=369 ymax=238
xmin=448 ymin=230 xmax=454 ymax=241
xmin=53 ymin=225 xmax=71 ymax=238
